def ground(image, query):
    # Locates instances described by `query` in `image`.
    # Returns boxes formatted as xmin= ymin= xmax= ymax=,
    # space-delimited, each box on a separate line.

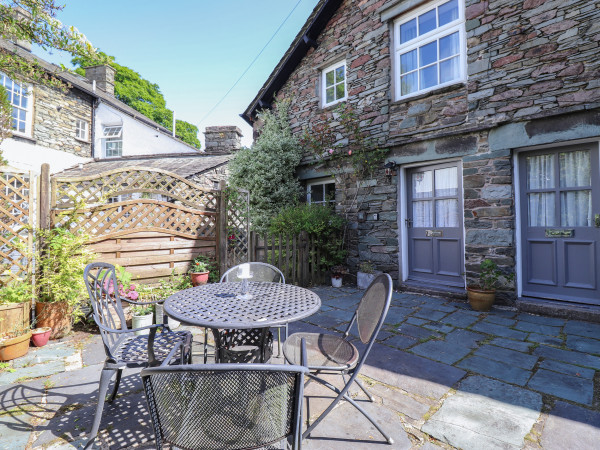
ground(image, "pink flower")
xmin=328 ymin=149 xmax=334 ymax=154
xmin=129 ymin=284 xmax=136 ymax=291
xmin=129 ymin=291 xmax=139 ymax=300
xmin=348 ymin=150 xmax=352 ymax=155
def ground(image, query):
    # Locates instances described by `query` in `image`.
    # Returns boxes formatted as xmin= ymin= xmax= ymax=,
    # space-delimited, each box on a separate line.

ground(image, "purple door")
xmin=520 ymin=146 xmax=600 ymax=305
xmin=407 ymin=162 xmax=464 ymax=287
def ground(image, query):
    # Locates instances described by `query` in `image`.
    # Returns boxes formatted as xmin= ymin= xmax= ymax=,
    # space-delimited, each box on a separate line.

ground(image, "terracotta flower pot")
xmin=467 ymin=286 xmax=496 ymax=312
xmin=35 ymin=302 xmax=71 ymax=339
xmin=190 ymin=271 xmax=210 ymax=287
xmin=0 ymin=331 xmax=32 ymax=361
xmin=31 ymin=327 xmax=52 ymax=347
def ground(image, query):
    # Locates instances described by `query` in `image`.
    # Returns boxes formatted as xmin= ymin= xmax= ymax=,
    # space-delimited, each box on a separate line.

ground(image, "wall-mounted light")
xmin=384 ymin=161 xmax=397 ymax=178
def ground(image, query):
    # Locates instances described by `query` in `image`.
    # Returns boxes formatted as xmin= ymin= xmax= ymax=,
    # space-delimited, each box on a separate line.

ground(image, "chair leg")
xmin=85 ymin=368 xmax=115 ymax=449
xmin=203 ymin=328 xmax=208 ymax=364
xmin=353 ymin=378 xmax=374 ymax=402
xmin=277 ymin=328 xmax=282 ymax=357
xmin=107 ymin=368 xmax=123 ymax=403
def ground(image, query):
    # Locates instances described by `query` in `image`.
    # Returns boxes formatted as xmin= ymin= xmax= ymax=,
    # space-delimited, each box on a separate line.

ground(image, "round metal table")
xmin=164 ymin=282 xmax=321 ymax=328
xmin=164 ymin=282 xmax=321 ymax=363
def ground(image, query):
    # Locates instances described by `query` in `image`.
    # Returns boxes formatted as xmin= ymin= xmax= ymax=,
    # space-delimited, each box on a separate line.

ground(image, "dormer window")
xmin=103 ymin=126 xmax=123 ymax=157
xmin=321 ymin=61 xmax=347 ymax=107
xmin=394 ymin=0 xmax=465 ymax=100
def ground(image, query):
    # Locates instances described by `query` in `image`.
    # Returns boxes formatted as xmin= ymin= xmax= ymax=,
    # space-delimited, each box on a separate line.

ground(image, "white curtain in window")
xmin=413 ymin=201 xmax=432 ymax=227
xmin=559 ymin=151 xmax=592 ymax=227
xmin=436 ymin=199 xmax=458 ymax=227
xmin=527 ymin=154 xmax=555 ymax=189
xmin=529 ymin=193 xmax=555 ymax=227
xmin=435 ymin=167 xmax=457 ymax=196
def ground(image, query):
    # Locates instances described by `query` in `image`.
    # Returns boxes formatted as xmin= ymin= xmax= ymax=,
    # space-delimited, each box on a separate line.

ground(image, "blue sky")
xmin=41 ymin=1 xmax=320 ymax=147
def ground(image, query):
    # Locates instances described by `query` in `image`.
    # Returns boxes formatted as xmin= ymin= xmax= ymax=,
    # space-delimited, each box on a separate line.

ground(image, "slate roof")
xmin=56 ymin=153 xmax=232 ymax=179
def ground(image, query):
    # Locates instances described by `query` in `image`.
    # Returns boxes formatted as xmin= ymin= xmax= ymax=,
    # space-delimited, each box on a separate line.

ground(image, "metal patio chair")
xmin=83 ymin=262 xmax=193 ymax=449
xmin=202 ymin=262 xmax=285 ymax=363
xmin=141 ymin=341 xmax=308 ymax=450
xmin=282 ymin=273 xmax=394 ymax=444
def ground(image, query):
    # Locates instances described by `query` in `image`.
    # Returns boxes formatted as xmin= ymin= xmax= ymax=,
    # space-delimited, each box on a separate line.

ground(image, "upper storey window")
xmin=322 ymin=61 xmax=347 ymax=107
xmin=0 ymin=72 xmax=32 ymax=136
xmin=394 ymin=0 xmax=465 ymax=100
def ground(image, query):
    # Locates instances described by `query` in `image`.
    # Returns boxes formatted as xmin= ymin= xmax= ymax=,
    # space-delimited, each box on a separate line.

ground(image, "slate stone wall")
xmin=261 ymin=0 xmax=600 ymax=301
xmin=33 ymin=84 xmax=93 ymax=157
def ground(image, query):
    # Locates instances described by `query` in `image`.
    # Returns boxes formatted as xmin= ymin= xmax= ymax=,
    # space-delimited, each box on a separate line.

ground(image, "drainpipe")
xmin=91 ymin=98 xmax=100 ymax=158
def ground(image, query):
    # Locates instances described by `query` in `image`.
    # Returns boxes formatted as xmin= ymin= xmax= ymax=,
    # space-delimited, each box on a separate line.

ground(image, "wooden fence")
xmin=249 ymin=231 xmax=329 ymax=287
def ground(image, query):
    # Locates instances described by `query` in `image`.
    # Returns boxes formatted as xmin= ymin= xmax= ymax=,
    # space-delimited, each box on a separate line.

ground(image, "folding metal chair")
xmin=83 ymin=262 xmax=192 ymax=448
xmin=282 ymin=273 xmax=394 ymax=444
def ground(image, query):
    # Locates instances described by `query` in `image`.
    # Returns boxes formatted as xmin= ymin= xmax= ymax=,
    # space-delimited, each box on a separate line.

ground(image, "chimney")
xmin=10 ymin=7 xmax=32 ymax=52
xmin=84 ymin=65 xmax=116 ymax=96
xmin=203 ymin=126 xmax=243 ymax=155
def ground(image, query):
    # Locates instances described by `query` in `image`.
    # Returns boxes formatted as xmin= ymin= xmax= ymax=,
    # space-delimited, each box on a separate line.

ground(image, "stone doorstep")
xmin=517 ymin=297 xmax=600 ymax=323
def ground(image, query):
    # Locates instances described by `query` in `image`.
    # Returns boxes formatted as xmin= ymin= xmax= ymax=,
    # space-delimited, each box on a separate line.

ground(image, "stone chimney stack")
xmin=203 ymin=126 xmax=243 ymax=155
xmin=11 ymin=7 xmax=32 ymax=52
xmin=84 ymin=65 xmax=116 ymax=96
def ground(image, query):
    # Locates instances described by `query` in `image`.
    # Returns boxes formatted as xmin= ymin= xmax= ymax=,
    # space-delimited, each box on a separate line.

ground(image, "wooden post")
xmin=298 ymin=231 xmax=309 ymax=287
xmin=39 ymin=163 xmax=51 ymax=230
xmin=218 ymin=180 xmax=227 ymax=276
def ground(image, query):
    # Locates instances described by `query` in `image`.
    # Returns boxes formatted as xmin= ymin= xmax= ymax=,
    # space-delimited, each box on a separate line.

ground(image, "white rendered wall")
xmin=94 ymin=103 xmax=197 ymax=158
xmin=1 ymin=138 xmax=91 ymax=174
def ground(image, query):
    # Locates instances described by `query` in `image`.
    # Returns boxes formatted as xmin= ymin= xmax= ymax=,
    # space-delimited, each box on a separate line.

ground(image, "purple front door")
xmin=520 ymin=146 xmax=600 ymax=305
xmin=407 ymin=162 xmax=464 ymax=288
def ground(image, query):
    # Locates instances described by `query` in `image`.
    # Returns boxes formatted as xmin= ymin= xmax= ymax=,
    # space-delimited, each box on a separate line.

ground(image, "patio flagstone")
xmin=527 ymin=369 xmax=594 ymax=405
xmin=540 ymin=401 xmax=600 ymax=450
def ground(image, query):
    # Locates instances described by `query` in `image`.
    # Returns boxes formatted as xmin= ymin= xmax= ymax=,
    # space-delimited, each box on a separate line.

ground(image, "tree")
xmin=228 ymin=100 xmax=304 ymax=232
xmin=0 ymin=0 xmax=104 ymax=161
xmin=72 ymin=52 xmax=201 ymax=149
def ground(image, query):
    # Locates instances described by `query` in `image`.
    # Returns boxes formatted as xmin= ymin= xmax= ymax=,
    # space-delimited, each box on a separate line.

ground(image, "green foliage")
xmin=476 ymin=259 xmax=514 ymax=291
xmin=358 ymin=261 xmax=375 ymax=274
xmin=131 ymin=304 xmax=153 ymax=316
xmin=0 ymin=280 xmax=30 ymax=305
xmin=229 ymin=100 xmax=304 ymax=233
xmin=189 ymin=254 xmax=218 ymax=282
xmin=72 ymin=52 xmax=201 ymax=149
xmin=270 ymin=203 xmax=346 ymax=269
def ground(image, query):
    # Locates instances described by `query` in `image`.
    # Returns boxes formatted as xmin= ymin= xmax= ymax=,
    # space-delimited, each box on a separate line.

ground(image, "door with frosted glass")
xmin=407 ymin=163 xmax=464 ymax=287
xmin=520 ymin=147 xmax=600 ymax=305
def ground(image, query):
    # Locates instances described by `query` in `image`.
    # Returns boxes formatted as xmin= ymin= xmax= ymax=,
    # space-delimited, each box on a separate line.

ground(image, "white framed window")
xmin=394 ymin=0 xmax=465 ymax=100
xmin=103 ymin=125 xmax=123 ymax=157
xmin=0 ymin=72 xmax=32 ymax=136
xmin=75 ymin=119 xmax=88 ymax=141
xmin=321 ymin=61 xmax=347 ymax=107
xmin=307 ymin=179 xmax=336 ymax=205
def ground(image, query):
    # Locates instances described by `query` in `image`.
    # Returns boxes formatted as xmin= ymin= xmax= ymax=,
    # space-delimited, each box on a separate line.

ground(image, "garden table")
xmin=163 ymin=282 xmax=321 ymax=362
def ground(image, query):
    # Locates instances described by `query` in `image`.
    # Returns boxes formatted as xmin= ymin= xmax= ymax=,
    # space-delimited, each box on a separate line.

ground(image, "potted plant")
xmin=131 ymin=304 xmax=154 ymax=335
xmin=34 ymin=226 xmax=96 ymax=339
xmin=189 ymin=254 xmax=217 ymax=286
xmin=466 ymin=259 xmax=514 ymax=311
xmin=330 ymin=265 xmax=348 ymax=288
xmin=0 ymin=278 xmax=32 ymax=337
xmin=357 ymin=261 xmax=380 ymax=290
xmin=31 ymin=327 xmax=52 ymax=347
xmin=0 ymin=325 xmax=31 ymax=361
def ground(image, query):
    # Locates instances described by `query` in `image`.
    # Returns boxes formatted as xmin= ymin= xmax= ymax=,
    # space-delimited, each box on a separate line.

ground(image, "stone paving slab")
xmin=538 ymin=359 xmax=596 ymax=379
xmin=565 ymin=335 xmax=600 ymax=355
xmin=527 ymin=333 xmax=564 ymax=347
xmin=534 ymin=345 xmax=600 ymax=370
xmin=471 ymin=321 xmax=528 ymax=340
xmin=488 ymin=338 xmax=533 ymax=353
xmin=396 ymin=323 xmax=440 ymax=341
xmin=441 ymin=311 xmax=481 ymax=328
xmin=514 ymin=321 xmax=562 ymax=336
xmin=475 ymin=344 xmax=538 ymax=370
xmin=444 ymin=329 xmax=487 ymax=348
xmin=527 ymin=368 xmax=594 ymax=405
xmin=458 ymin=356 xmax=533 ymax=386
xmin=540 ymin=401 xmax=600 ymax=450
xmin=411 ymin=339 xmax=472 ymax=365
xmin=517 ymin=313 xmax=565 ymax=327
xmin=413 ymin=308 xmax=449 ymax=321
xmin=422 ymin=376 xmax=542 ymax=450
xmin=483 ymin=315 xmax=516 ymax=327
xmin=563 ymin=320 xmax=600 ymax=339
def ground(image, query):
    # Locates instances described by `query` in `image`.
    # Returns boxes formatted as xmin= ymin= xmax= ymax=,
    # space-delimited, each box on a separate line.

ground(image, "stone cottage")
xmin=242 ymin=0 xmax=600 ymax=313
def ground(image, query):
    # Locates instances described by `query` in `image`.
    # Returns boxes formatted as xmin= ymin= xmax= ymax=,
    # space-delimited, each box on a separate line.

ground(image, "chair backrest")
xmin=356 ymin=273 xmax=393 ymax=345
xmin=84 ymin=262 xmax=128 ymax=351
xmin=141 ymin=363 xmax=307 ymax=450
xmin=220 ymin=262 xmax=285 ymax=283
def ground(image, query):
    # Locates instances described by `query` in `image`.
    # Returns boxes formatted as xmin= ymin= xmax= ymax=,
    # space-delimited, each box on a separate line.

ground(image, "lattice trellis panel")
xmin=52 ymin=167 xmax=218 ymax=212
xmin=226 ymin=189 xmax=250 ymax=268
xmin=0 ymin=171 xmax=33 ymax=281
xmin=52 ymin=200 xmax=217 ymax=242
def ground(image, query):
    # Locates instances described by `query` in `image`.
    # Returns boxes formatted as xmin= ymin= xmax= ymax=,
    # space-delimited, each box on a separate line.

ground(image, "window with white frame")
xmin=103 ymin=125 xmax=123 ymax=157
xmin=75 ymin=119 xmax=88 ymax=141
xmin=0 ymin=72 xmax=32 ymax=135
xmin=307 ymin=179 xmax=336 ymax=205
xmin=394 ymin=0 xmax=464 ymax=100
xmin=321 ymin=61 xmax=347 ymax=107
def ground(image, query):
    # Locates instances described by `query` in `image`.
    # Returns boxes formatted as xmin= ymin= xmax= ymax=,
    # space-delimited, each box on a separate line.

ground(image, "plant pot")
xmin=331 ymin=276 xmax=342 ymax=288
xmin=0 ymin=331 xmax=31 ymax=361
xmin=31 ymin=327 xmax=52 ymax=347
xmin=0 ymin=301 xmax=31 ymax=336
xmin=357 ymin=271 xmax=378 ymax=290
xmin=132 ymin=313 xmax=154 ymax=335
xmin=190 ymin=271 xmax=210 ymax=287
xmin=35 ymin=302 xmax=71 ymax=339
xmin=467 ymin=286 xmax=496 ymax=312
xmin=155 ymin=303 xmax=179 ymax=329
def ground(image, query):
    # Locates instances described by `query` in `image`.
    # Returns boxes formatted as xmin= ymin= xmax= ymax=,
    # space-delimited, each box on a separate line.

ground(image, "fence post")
xmin=39 ymin=163 xmax=51 ymax=230
xmin=298 ymin=231 xmax=309 ymax=287
xmin=218 ymin=180 xmax=227 ymax=276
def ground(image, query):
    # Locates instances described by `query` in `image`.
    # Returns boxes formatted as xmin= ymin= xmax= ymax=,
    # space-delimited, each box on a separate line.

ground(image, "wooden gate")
xmin=50 ymin=167 xmax=219 ymax=284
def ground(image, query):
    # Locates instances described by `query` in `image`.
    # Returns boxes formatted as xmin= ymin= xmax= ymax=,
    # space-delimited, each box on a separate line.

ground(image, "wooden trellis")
xmin=225 ymin=188 xmax=250 ymax=269
xmin=0 ymin=170 xmax=34 ymax=282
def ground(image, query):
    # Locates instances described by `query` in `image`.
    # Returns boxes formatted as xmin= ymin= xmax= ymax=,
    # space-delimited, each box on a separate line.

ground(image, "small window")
xmin=307 ymin=179 xmax=336 ymax=205
xmin=321 ymin=61 xmax=347 ymax=107
xmin=75 ymin=119 xmax=88 ymax=141
xmin=0 ymin=72 xmax=32 ymax=136
xmin=394 ymin=0 xmax=464 ymax=100
xmin=103 ymin=126 xmax=123 ymax=157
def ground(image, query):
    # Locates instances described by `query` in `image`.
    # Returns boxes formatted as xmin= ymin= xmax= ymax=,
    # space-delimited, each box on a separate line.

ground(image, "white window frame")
xmin=393 ymin=0 xmax=465 ymax=101
xmin=75 ymin=119 xmax=88 ymax=141
xmin=321 ymin=60 xmax=347 ymax=107
xmin=102 ymin=125 xmax=123 ymax=158
xmin=0 ymin=72 xmax=33 ymax=137
xmin=307 ymin=178 xmax=336 ymax=205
